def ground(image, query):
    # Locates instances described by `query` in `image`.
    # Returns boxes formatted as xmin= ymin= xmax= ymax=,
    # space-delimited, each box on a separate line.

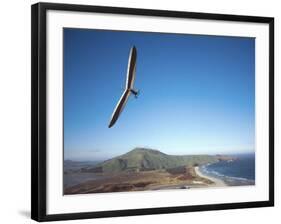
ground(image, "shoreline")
xmin=194 ymin=166 xmax=227 ymax=187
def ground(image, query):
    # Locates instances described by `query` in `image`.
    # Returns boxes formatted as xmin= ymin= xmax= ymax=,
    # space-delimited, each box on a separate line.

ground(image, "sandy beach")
xmin=194 ymin=166 xmax=226 ymax=187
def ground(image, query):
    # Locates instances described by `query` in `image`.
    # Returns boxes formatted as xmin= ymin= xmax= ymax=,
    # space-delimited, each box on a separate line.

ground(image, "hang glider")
xmin=108 ymin=46 xmax=139 ymax=128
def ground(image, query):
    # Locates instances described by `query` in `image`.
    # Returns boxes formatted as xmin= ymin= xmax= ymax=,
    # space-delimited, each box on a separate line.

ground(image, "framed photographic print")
xmin=31 ymin=2 xmax=274 ymax=222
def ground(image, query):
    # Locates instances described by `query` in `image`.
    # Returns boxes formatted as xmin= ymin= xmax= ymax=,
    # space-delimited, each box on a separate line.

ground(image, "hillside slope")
xmin=89 ymin=148 xmax=222 ymax=173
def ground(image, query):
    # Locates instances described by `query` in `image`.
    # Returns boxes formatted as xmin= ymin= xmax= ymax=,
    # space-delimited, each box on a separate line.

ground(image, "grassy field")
xmin=64 ymin=166 xmax=214 ymax=194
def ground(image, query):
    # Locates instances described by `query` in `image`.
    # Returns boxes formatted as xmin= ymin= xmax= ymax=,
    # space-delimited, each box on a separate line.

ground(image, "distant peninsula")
xmin=81 ymin=148 xmax=235 ymax=173
xmin=64 ymin=148 xmax=236 ymax=194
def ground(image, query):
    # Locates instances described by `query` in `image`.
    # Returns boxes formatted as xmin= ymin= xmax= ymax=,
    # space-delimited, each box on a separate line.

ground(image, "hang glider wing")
xmin=126 ymin=46 xmax=137 ymax=90
xmin=108 ymin=89 xmax=130 ymax=128
xmin=108 ymin=46 xmax=138 ymax=128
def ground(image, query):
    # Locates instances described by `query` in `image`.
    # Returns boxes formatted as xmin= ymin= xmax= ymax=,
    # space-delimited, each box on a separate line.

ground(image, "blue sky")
xmin=63 ymin=28 xmax=255 ymax=161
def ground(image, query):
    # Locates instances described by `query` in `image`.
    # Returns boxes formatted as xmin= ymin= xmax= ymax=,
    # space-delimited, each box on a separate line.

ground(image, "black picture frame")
xmin=31 ymin=2 xmax=274 ymax=222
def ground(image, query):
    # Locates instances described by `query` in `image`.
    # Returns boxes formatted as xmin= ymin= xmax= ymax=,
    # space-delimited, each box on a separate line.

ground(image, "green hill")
xmin=87 ymin=148 xmax=222 ymax=173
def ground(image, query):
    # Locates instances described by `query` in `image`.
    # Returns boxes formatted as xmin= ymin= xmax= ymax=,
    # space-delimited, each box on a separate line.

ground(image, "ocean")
xmin=199 ymin=153 xmax=255 ymax=186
